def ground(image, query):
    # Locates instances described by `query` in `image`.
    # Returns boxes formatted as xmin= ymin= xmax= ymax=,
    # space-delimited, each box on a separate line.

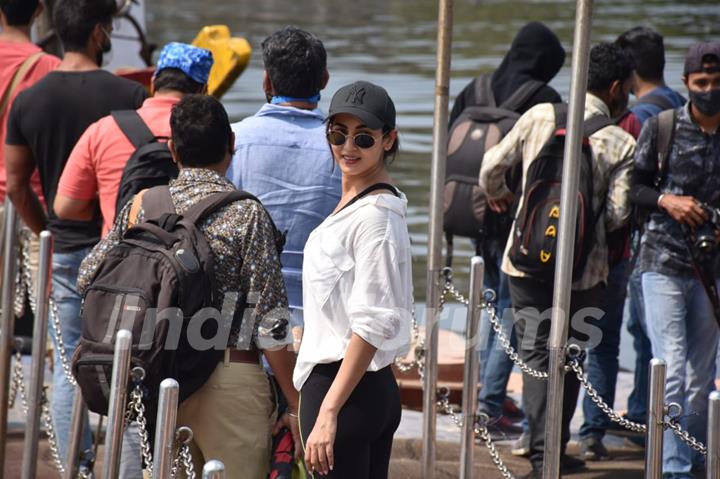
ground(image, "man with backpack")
xmin=5 ymin=0 xmax=147 ymax=463
xmin=445 ymin=21 xmax=566 ymax=441
xmin=479 ymin=43 xmax=636 ymax=478
xmin=55 ymin=42 xmax=213 ymax=236
xmin=76 ymin=94 xmax=300 ymax=478
xmin=631 ymin=41 xmax=720 ymax=478
xmin=582 ymin=28 xmax=688 ymax=452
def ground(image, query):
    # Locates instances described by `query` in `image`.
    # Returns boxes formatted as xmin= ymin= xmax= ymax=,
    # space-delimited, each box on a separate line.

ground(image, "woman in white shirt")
xmin=293 ymin=81 xmax=412 ymax=478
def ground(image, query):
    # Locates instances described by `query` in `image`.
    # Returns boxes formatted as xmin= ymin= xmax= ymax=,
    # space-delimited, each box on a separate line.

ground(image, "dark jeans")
xmin=510 ymin=276 xmax=602 ymax=469
xmin=478 ymin=246 xmax=516 ymax=418
xmin=580 ymin=259 xmax=630 ymax=439
xmin=625 ymin=265 xmax=652 ymax=422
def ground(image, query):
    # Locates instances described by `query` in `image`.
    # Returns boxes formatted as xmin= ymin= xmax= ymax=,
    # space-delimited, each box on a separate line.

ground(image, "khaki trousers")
xmin=176 ymin=356 xmax=275 ymax=478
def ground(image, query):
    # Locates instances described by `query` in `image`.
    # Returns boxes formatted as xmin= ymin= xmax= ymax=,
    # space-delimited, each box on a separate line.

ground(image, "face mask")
xmin=690 ymin=88 xmax=720 ymax=117
xmin=95 ymin=26 xmax=112 ymax=67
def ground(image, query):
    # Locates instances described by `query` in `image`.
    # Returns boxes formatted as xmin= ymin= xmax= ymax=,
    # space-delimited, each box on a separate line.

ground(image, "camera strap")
xmin=683 ymin=231 xmax=720 ymax=328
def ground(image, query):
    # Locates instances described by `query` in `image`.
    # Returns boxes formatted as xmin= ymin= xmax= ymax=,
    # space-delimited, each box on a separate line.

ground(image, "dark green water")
xmin=146 ymin=0 xmax=719 ymax=299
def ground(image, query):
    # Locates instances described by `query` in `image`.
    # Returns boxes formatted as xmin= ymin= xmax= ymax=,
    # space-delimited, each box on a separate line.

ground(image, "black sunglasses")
xmin=326 ymin=130 xmax=384 ymax=149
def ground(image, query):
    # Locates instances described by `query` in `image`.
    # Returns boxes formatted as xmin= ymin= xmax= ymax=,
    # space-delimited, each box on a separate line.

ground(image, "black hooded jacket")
xmin=449 ymin=21 xmax=566 ymax=126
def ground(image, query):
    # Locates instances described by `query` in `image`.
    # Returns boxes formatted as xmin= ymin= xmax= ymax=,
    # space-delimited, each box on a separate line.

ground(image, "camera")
xmin=694 ymin=203 xmax=720 ymax=255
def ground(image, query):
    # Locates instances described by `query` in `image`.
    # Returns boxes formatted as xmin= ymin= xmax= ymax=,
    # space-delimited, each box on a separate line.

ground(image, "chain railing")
xmin=127 ymin=383 xmax=154 ymax=475
xmin=18 ymin=234 xmax=77 ymax=386
xmin=172 ymin=427 xmax=196 ymax=479
xmin=430 ymin=268 xmax=710 ymax=478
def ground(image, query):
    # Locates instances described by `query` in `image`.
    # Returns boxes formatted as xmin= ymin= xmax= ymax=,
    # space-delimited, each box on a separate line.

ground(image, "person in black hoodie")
xmin=448 ymin=21 xmax=565 ymax=448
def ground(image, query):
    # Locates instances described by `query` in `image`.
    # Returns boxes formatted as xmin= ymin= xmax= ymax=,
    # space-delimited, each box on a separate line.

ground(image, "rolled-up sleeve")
xmin=347 ymin=226 xmax=412 ymax=352
xmin=479 ymin=109 xmax=530 ymax=199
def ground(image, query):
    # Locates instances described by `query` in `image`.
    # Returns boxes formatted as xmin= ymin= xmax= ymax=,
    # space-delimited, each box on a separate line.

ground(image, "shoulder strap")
xmin=583 ymin=115 xmax=615 ymax=137
xmin=141 ymin=185 xmax=176 ymax=219
xmin=0 ymin=51 xmax=44 ymax=119
xmin=635 ymin=93 xmax=674 ymax=112
xmin=339 ymin=182 xmax=400 ymax=213
xmin=553 ymin=103 xmax=568 ymax=129
xmin=653 ymin=109 xmax=676 ymax=187
xmin=183 ymin=190 xmax=260 ymax=225
xmin=111 ymin=110 xmax=155 ymax=149
xmin=473 ymin=74 xmax=496 ymax=108
xmin=499 ymin=79 xmax=546 ymax=112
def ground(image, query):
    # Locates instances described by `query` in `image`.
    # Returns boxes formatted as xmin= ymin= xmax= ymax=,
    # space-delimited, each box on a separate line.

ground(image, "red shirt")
xmin=57 ymin=95 xmax=180 ymax=236
xmin=0 ymin=40 xmax=60 ymax=206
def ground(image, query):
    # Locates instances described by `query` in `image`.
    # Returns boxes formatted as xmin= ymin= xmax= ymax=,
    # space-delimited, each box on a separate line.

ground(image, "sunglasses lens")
xmin=354 ymin=134 xmax=376 ymax=149
xmin=327 ymin=131 xmax=346 ymax=146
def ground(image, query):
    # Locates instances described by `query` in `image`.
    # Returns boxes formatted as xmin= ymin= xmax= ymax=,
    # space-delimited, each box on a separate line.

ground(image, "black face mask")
xmin=690 ymin=88 xmax=720 ymax=117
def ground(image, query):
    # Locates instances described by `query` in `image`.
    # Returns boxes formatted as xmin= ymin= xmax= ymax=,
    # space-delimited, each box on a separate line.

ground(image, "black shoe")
xmin=560 ymin=454 xmax=587 ymax=474
xmin=579 ymin=436 xmax=610 ymax=461
xmin=511 ymin=431 xmax=530 ymax=457
xmin=606 ymin=415 xmax=645 ymax=438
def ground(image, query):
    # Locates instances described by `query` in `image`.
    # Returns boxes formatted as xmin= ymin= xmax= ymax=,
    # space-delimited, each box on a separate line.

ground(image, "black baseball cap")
xmin=328 ymin=81 xmax=396 ymax=130
xmin=684 ymin=41 xmax=720 ymax=75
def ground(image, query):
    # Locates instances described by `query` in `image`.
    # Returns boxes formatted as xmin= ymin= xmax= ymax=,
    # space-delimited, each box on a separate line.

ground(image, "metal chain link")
xmin=436 ymin=390 xmax=516 ymax=479
xmin=483 ymin=300 xmax=549 ymax=380
xmin=179 ymin=442 xmax=196 ymax=479
xmin=568 ymin=359 xmax=647 ymax=433
xmin=127 ymin=385 xmax=154 ymax=475
xmin=40 ymin=388 xmax=66 ymax=474
xmin=17 ymin=234 xmax=77 ymax=387
xmin=9 ymin=350 xmax=24 ymax=410
xmin=665 ymin=418 xmax=707 ymax=455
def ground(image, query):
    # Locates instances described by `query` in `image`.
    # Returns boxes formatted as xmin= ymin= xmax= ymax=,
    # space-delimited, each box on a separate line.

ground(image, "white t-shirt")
xmin=293 ymin=192 xmax=413 ymax=391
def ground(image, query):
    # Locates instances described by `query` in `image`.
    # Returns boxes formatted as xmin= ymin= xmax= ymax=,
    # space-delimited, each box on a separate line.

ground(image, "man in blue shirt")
xmin=228 ymin=27 xmax=341 ymax=343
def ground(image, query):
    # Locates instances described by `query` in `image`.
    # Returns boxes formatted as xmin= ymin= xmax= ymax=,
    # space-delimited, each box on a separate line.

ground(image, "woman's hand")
xmin=304 ymin=408 xmax=338 ymax=475
xmin=273 ymin=411 xmax=302 ymax=461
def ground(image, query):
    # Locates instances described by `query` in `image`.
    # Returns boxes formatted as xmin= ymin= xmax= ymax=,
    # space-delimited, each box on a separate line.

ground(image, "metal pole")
xmin=459 ymin=257 xmax=484 ymax=479
xmin=202 ymin=460 xmax=225 ymax=479
xmin=63 ymin=387 xmax=87 ymax=479
xmin=422 ymin=1 xmax=453 ymax=477
xmin=20 ymin=231 xmax=52 ymax=479
xmin=0 ymin=200 xmax=19 ymax=474
xmin=645 ymin=358 xmax=667 ymax=479
xmin=152 ymin=378 xmax=180 ymax=479
xmin=543 ymin=1 xmax=594 ymax=478
xmin=102 ymin=329 xmax=132 ymax=479
xmin=707 ymin=391 xmax=720 ymax=479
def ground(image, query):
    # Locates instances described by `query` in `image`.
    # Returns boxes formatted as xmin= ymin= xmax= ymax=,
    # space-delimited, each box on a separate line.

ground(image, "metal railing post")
xmin=63 ymin=387 xmax=88 ymax=479
xmin=459 ymin=257 xmax=484 ymax=479
xmin=102 ymin=329 xmax=132 ymax=479
xmin=202 ymin=460 xmax=225 ymax=479
xmin=20 ymin=231 xmax=53 ymax=479
xmin=422 ymin=0 xmax=454 ymax=477
xmin=0 ymin=200 xmax=19 ymax=473
xmin=707 ymin=391 xmax=720 ymax=479
xmin=152 ymin=378 xmax=180 ymax=479
xmin=645 ymin=358 xmax=667 ymax=479
xmin=543 ymin=1 xmax=594 ymax=478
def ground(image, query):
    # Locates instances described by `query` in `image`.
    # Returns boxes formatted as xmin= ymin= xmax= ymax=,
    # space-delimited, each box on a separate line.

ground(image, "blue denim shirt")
xmin=228 ymin=104 xmax=342 ymax=323
xmin=636 ymin=103 xmax=720 ymax=277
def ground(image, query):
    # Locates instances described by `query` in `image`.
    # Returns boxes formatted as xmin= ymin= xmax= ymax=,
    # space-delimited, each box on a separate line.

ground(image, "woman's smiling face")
xmin=327 ymin=113 xmax=396 ymax=178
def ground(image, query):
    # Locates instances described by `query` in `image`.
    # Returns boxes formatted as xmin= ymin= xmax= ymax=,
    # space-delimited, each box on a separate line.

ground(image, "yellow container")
xmin=192 ymin=25 xmax=252 ymax=99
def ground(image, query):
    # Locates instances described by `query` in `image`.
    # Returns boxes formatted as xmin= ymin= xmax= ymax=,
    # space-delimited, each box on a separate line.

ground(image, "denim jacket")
xmin=228 ymin=104 xmax=342 ymax=323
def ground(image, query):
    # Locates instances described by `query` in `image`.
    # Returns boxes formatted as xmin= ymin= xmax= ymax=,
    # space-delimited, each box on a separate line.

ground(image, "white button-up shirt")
xmin=293 ymin=192 xmax=413 ymax=391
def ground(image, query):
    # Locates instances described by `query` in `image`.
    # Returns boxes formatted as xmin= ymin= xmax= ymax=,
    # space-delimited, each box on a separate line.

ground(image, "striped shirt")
xmin=479 ymin=94 xmax=636 ymax=290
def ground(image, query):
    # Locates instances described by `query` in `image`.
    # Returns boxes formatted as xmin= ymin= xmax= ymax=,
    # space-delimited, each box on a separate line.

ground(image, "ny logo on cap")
xmin=345 ymin=86 xmax=366 ymax=105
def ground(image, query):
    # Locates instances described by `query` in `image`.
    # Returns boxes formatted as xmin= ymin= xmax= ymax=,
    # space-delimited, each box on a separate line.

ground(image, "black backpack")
xmin=72 ymin=186 xmax=274 ymax=429
xmin=112 ymin=110 xmax=179 ymax=220
xmin=508 ymin=103 xmax=614 ymax=282
xmin=443 ymin=75 xmax=545 ymax=261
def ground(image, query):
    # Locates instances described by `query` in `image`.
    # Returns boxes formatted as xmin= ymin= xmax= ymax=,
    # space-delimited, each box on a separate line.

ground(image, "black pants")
xmin=299 ymin=362 xmax=401 ymax=479
xmin=509 ymin=276 xmax=602 ymax=469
